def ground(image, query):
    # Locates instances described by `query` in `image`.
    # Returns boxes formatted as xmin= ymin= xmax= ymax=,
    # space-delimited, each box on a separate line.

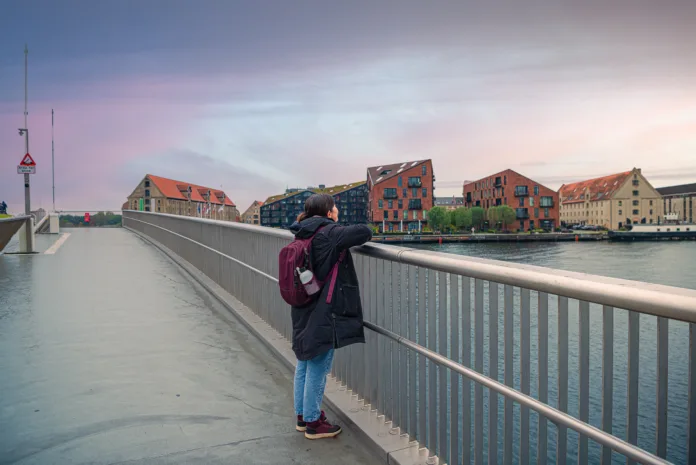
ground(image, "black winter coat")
xmin=289 ymin=216 xmax=373 ymax=361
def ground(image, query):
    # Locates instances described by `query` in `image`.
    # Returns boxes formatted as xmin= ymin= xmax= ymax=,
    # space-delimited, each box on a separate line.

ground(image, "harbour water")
xmin=405 ymin=241 xmax=696 ymax=464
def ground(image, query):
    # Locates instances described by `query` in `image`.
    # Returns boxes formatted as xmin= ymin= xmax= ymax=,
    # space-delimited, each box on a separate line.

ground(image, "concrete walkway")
xmin=0 ymin=228 xmax=381 ymax=465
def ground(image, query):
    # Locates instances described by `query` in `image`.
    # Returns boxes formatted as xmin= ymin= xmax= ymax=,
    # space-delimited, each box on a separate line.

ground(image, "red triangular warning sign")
xmin=20 ymin=153 xmax=36 ymax=166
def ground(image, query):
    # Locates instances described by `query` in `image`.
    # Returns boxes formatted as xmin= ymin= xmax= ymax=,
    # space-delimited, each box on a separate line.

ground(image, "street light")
xmin=18 ymin=128 xmax=29 ymax=152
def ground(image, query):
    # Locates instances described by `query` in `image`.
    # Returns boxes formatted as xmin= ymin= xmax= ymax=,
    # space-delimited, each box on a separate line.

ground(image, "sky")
xmin=1 ymin=0 xmax=695 ymax=214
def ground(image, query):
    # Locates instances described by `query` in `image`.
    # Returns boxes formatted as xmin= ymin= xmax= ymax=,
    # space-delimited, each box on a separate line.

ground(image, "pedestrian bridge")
xmin=2 ymin=211 xmax=696 ymax=464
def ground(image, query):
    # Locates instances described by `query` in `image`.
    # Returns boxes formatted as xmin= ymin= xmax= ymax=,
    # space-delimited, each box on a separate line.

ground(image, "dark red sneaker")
xmin=304 ymin=417 xmax=342 ymax=439
xmin=296 ymin=410 xmax=326 ymax=432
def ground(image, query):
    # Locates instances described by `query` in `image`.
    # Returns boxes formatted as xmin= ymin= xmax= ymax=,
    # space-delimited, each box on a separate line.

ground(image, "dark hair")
xmin=297 ymin=194 xmax=335 ymax=222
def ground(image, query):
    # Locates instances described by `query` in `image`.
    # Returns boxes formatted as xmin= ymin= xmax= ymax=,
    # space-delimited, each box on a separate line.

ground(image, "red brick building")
xmin=367 ymin=160 xmax=435 ymax=232
xmin=463 ymin=169 xmax=559 ymax=231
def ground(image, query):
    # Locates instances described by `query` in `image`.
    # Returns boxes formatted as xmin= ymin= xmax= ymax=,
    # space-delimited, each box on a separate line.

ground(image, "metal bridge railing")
xmin=123 ymin=210 xmax=696 ymax=465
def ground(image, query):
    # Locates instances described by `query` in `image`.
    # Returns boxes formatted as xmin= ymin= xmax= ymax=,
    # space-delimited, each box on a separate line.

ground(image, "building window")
xmin=544 ymin=208 xmax=549 ymax=218
xmin=650 ymin=200 xmax=653 ymax=206
xmin=403 ymin=210 xmax=408 ymax=219
xmin=633 ymin=190 xmax=639 ymax=196
xmin=633 ymin=209 xmax=639 ymax=215
xmin=393 ymin=210 xmax=398 ymax=219
xmin=378 ymin=200 xmax=383 ymax=209
xmin=529 ymin=197 xmax=535 ymax=207
xmin=650 ymin=209 xmax=653 ymax=215
xmin=398 ymin=199 xmax=403 ymax=209
xmin=535 ymin=208 xmax=539 ymax=218
xmin=534 ymin=186 xmax=539 ymax=196
xmin=412 ymin=188 xmax=418 ymax=198
xmin=144 ymin=180 xmax=150 ymax=187
xmin=618 ymin=210 xmax=622 ymax=216
xmin=144 ymin=189 xmax=150 ymax=197
xmin=398 ymin=176 xmax=402 ymax=187
xmin=422 ymin=165 xmax=427 ymax=176
xmin=403 ymin=188 xmax=408 ymax=197
xmin=422 ymin=188 xmax=427 ymax=197
xmin=632 ymin=200 xmax=639 ymax=206
xmin=519 ymin=197 xmax=525 ymax=207
xmin=413 ymin=210 xmax=418 ymax=220
xmin=384 ymin=188 xmax=398 ymax=199
xmin=618 ymin=200 xmax=623 ymax=206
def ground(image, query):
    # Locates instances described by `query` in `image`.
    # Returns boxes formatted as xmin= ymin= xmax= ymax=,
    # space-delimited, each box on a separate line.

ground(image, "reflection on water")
xmin=404 ymin=241 xmax=696 ymax=464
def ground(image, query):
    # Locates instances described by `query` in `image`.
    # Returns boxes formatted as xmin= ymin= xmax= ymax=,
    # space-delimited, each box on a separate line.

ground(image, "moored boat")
xmin=608 ymin=214 xmax=696 ymax=241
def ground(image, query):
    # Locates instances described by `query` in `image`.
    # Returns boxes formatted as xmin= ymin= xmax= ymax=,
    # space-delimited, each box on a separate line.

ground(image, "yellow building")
xmin=125 ymin=174 xmax=239 ymax=222
xmin=658 ymin=183 xmax=695 ymax=224
xmin=559 ymin=168 xmax=663 ymax=229
xmin=241 ymin=201 xmax=264 ymax=225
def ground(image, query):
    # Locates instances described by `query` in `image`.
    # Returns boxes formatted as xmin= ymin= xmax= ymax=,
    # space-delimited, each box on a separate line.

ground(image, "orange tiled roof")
xmin=147 ymin=175 xmax=236 ymax=206
xmin=559 ymin=171 xmax=632 ymax=203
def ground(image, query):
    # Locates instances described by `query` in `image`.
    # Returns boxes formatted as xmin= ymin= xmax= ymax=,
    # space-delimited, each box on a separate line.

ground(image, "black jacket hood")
xmin=289 ymin=216 xmax=335 ymax=239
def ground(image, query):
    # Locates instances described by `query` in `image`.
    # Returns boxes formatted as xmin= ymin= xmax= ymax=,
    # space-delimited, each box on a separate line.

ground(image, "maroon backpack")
xmin=278 ymin=226 xmax=345 ymax=307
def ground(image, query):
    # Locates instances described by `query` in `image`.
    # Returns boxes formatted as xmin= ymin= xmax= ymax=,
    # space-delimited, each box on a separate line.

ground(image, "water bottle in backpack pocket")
xmin=297 ymin=267 xmax=321 ymax=296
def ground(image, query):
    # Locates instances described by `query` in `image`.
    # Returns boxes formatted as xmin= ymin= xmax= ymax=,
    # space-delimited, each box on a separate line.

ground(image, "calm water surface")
xmin=404 ymin=241 xmax=696 ymax=464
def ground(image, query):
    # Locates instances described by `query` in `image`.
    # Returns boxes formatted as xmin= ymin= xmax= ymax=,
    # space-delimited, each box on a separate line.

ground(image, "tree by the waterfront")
xmin=426 ymin=206 xmax=448 ymax=232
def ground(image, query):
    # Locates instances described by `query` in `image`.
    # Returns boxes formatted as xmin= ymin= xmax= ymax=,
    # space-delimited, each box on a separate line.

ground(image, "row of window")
xmin=378 ymin=198 xmax=425 ymax=209
xmin=374 ymin=210 xmax=427 ymax=220
xmin=474 ymin=175 xmax=507 ymax=190
xmin=380 ymin=188 xmax=428 ymax=202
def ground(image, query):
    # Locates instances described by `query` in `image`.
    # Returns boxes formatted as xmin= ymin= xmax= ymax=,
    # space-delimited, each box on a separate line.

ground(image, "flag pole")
xmin=52 ymin=109 xmax=55 ymax=211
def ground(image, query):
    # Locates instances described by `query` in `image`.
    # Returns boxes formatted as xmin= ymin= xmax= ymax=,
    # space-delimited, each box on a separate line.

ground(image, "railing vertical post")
xmin=428 ymin=269 xmax=438 ymax=455
xmin=418 ymin=267 xmax=427 ymax=445
xmin=391 ymin=261 xmax=400 ymax=429
xmin=578 ymin=301 xmax=590 ymax=465
xmin=538 ymin=292 xmax=549 ymax=465
xmin=438 ymin=271 xmax=448 ymax=460
xmin=489 ymin=282 xmax=500 ymax=465
xmin=462 ymin=277 xmax=472 ymax=465
xmin=689 ymin=323 xmax=696 ymax=465
xmin=627 ymin=311 xmax=640 ymax=465
xmin=450 ymin=274 xmax=460 ymax=465
xmin=474 ymin=279 xmax=484 ymax=465
xmin=400 ymin=263 xmax=409 ymax=434
xmin=557 ymin=296 xmax=569 ymax=465
xmin=521 ymin=288 xmax=531 ymax=465
xmin=601 ymin=306 xmax=614 ymax=465
xmin=656 ymin=317 xmax=669 ymax=458
xmin=408 ymin=265 xmax=418 ymax=440
xmin=504 ymin=284 xmax=514 ymax=465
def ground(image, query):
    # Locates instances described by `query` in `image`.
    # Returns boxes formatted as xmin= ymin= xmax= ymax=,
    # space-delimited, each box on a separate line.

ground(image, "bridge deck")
xmin=0 ymin=228 xmax=380 ymax=465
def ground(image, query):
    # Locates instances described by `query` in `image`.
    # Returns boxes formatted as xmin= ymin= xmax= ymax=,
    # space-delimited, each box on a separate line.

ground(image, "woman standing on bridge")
xmin=289 ymin=194 xmax=372 ymax=439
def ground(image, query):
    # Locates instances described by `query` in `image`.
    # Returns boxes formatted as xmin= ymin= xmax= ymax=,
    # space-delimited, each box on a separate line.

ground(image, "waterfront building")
xmin=434 ymin=196 xmax=465 ymax=210
xmin=367 ymin=160 xmax=435 ymax=232
xmin=260 ymin=181 xmax=367 ymax=229
xmin=463 ymin=169 xmax=559 ymax=231
xmin=559 ymin=168 xmax=662 ymax=229
xmin=241 ymin=201 xmax=264 ymax=225
xmin=657 ymin=182 xmax=695 ymax=224
xmin=125 ymin=174 xmax=239 ymax=221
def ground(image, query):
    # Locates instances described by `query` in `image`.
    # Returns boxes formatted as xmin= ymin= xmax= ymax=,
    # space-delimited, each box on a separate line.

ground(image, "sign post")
xmin=18 ymin=151 xmax=35 ymax=253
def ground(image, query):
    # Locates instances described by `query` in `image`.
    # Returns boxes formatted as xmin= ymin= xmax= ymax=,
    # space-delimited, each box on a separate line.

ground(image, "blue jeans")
xmin=294 ymin=349 xmax=335 ymax=422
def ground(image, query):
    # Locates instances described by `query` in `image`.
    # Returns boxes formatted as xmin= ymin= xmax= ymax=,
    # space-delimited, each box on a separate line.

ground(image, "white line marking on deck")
xmin=44 ymin=233 xmax=71 ymax=255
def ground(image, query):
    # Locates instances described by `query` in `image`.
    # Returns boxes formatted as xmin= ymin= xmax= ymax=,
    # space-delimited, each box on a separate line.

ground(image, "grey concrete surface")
xmin=0 ymin=228 xmax=382 ymax=465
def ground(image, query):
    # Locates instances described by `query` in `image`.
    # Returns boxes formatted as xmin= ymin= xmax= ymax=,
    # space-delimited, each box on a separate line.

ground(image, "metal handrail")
xmin=123 ymin=211 xmax=678 ymax=464
xmin=123 ymin=210 xmax=696 ymax=322
xmin=365 ymin=321 xmax=669 ymax=465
